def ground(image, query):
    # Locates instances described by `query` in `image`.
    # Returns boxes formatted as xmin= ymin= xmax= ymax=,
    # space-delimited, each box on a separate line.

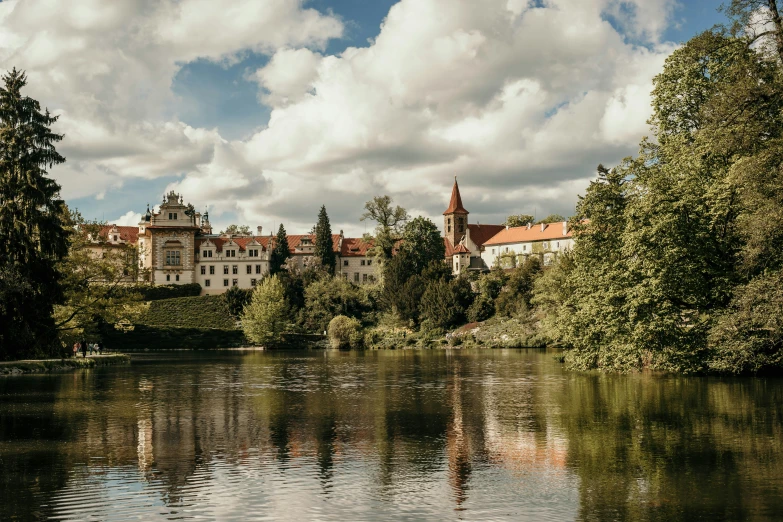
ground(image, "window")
xmin=175 ymin=275 xmax=180 ymax=282
xmin=209 ymin=265 xmax=215 ymax=275
xmin=205 ymin=279 xmax=211 ymax=287
xmin=343 ymin=260 xmax=349 ymax=266
xmin=367 ymin=259 xmax=372 ymax=266
xmin=556 ymin=241 xmax=560 ymax=249
xmin=246 ymin=265 xmax=252 ymax=274
xmin=165 ymin=250 xmax=181 ymax=266
xmin=223 ymin=265 xmax=229 ymax=275
xmin=504 ymin=247 xmax=509 ymax=253
xmin=202 ymin=250 xmax=212 ymax=258
xmin=522 ymin=245 xmax=527 ymax=251
xmin=113 ymin=235 xmax=118 ymax=241
xmin=166 ymin=274 xmax=170 ymax=281
xmin=223 ymin=279 xmax=229 ymax=287
xmin=542 ymin=242 xmax=549 ymax=250
xmin=492 ymin=248 xmax=496 ymax=254
xmin=225 ymin=249 xmax=236 ymax=258
xmin=363 ymin=273 xmax=368 ymax=282
xmin=369 ymin=275 xmax=375 ymax=282
xmin=232 ymin=265 xmax=238 ymax=275
xmin=249 ymin=249 xmax=258 ymax=257
xmin=361 ymin=259 xmax=366 ymax=266
xmin=354 ymin=272 xmax=359 ymax=282
xmin=255 ymin=265 xmax=261 ymax=274
xmin=168 ymin=212 xmax=177 ymax=220
xmin=232 ymin=279 xmax=238 ymax=287
xmin=251 ymin=279 xmax=257 ymax=287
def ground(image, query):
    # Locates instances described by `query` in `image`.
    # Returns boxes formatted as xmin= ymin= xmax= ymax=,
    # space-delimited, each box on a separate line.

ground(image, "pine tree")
xmin=270 ymin=224 xmax=289 ymax=275
xmin=0 ymin=68 xmax=68 ymax=359
xmin=314 ymin=205 xmax=336 ymax=273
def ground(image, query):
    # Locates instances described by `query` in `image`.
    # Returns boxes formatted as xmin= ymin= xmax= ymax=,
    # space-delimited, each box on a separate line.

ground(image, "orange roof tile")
xmin=99 ymin=225 xmax=139 ymax=244
xmin=483 ymin=222 xmax=572 ymax=246
xmin=341 ymin=237 xmax=374 ymax=257
xmin=453 ymin=243 xmax=470 ymax=254
xmin=443 ymin=178 xmax=468 ymax=215
xmin=466 ymin=224 xmax=505 ymax=247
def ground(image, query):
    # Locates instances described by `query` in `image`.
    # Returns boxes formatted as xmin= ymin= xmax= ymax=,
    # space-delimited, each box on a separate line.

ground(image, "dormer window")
xmin=202 ymin=250 xmax=213 ymax=258
xmin=248 ymin=249 xmax=259 ymax=257
xmin=168 ymin=212 xmax=177 ymax=220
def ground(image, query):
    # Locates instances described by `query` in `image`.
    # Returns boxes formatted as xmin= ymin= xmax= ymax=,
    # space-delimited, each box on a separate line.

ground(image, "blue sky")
xmin=0 ymin=0 xmax=728 ymax=235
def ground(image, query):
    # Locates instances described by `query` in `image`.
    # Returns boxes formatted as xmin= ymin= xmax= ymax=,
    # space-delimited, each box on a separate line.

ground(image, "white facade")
xmin=481 ymin=222 xmax=575 ymax=269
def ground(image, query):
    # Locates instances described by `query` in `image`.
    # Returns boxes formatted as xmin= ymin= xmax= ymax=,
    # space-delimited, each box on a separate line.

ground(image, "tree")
xmin=54 ymin=209 xmax=145 ymax=346
xmin=221 ymin=224 xmax=251 ymax=235
xmin=504 ymin=214 xmax=535 ymax=227
xmin=314 ymin=205 xmax=336 ymax=273
xmin=302 ymin=276 xmax=370 ymax=332
xmin=361 ymin=195 xmax=409 ymax=260
xmin=0 ymin=68 xmax=69 ymax=359
xmin=270 ymin=224 xmax=290 ymax=275
xmin=224 ymin=285 xmax=252 ymax=319
xmin=242 ymin=275 xmax=289 ymax=348
xmin=536 ymin=214 xmax=566 ymax=224
xmin=400 ymin=216 xmax=445 ymax=274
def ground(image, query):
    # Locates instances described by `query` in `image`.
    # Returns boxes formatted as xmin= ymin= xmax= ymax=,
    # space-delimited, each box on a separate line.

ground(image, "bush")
xmin=328 ymin=315 xmax=362 ymax=350
xmin=242 ymin=276 xmax=289 ymax=348
xmin=302 ymin=276 xmax=370 ymax=332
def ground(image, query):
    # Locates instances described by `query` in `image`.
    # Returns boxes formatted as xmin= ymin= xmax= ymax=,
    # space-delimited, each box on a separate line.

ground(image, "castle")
xmin=97 ymin=179 xmax=574 ymax=294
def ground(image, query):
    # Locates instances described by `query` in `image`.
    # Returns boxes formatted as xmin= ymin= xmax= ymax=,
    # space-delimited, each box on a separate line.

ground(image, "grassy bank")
xmin=0 ymin=354 xmax=131 ymax=375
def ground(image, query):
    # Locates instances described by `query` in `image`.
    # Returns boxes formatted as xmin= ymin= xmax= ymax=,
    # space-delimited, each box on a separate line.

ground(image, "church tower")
xmin=443 ymin=177 xmax=469 ymax=247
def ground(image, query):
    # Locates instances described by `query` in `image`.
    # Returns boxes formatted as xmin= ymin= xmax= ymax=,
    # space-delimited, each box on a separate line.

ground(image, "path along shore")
xmin=0 ymin=354 xmax=130 ymax=375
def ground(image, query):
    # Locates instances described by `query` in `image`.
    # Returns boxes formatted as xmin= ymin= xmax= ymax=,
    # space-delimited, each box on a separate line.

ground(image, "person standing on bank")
xmin=73 ymin=342 xmax=79 ymax=358
xmin=81 ymin=340 xmax=87 ymax=358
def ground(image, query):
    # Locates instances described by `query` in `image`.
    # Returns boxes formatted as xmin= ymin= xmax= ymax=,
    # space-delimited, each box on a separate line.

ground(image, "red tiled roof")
xmin=341 ymin=237 xmax=374 ymax=257
xmin=99 ymin=225 xmax=139 ymax=244
xmin=453 ymin=243 xmax=470 ymax=254
xmin=195 ymin=234 xmax=342 ymax=254
xmin=466 ymin=224 xmax=505 ymax=247
xmin=483 ymin=222 xmax=572 ymax=246
xmin=444 ymin=237 xmax=456 ymax=257
xmin=443 ymin=178 xmax=468 ymax=215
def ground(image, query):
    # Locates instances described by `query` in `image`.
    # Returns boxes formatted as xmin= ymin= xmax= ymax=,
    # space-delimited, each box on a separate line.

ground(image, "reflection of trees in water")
xmin=3 ymin=352 xmax=783 ymax=520
xmin=552 ymin=374 xmax=783 ymax=521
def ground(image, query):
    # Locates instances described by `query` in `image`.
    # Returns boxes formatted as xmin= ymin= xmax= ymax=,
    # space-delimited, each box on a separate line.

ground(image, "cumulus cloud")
xmin=112 ymin=211 xmax=144 ymax=226
xmin=2 ymin=0 xmax=681 ymax=235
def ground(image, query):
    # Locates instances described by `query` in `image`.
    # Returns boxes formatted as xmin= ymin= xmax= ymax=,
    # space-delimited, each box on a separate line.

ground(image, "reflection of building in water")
xmin=447 ymin=366 xmax=472 ymax=508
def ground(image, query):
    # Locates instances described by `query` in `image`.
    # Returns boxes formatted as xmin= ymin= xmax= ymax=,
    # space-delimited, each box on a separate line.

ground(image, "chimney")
xmin=562 ymin=221 xmax=568 ymax=236
xmin=526 ymin=223 xmax=531 ymax=230
xmin=540 ymin=223 xmax=546 ymax=232
xmin=505 ymin=225 xmax=509 ymax=230
xmin=257 ymin=225 xmax=263 ymax=236
xmin=339 ymin=229 xmax=344 ymax=237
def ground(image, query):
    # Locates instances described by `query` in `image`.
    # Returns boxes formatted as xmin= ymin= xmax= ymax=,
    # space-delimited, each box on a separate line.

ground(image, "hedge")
xmin=102 ymin=324 xmax=247 ymax=350
xmin=120 ymin=283 xmax=202 ymax=301
xmin=138 ymin=295 xmax=235 ymax=329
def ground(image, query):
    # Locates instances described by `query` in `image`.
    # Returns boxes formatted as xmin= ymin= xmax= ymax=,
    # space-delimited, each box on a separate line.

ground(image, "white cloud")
xmin=112 ymin=211 xmax=143 ymax=226
xmin=2 ymin=0 xmax=682 ymax=235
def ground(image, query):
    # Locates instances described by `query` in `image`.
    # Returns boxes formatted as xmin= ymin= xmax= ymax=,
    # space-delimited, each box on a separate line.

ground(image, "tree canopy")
xmin=314 ymin=205 xmax=336 ymax=273
xmin=270 ymin=224 xmax=289 ymax=275
xmin=361 ymin=195 xmax=409 ymax=261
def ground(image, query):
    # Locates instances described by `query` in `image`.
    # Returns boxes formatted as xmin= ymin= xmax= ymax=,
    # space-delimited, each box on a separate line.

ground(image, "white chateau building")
xmin=99 ymin=183 xmax=574 ymax=294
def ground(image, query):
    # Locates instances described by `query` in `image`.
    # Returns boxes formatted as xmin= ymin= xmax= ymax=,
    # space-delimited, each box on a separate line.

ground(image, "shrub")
xmin=139 ymin=295 xmax=234 ymax=329
xmin=328 ymin=315 xmax=362 ymax=350
xmin=467 ymin=294 xmax=494 ymax=322
xmin=224 ymin=286 xmax=252 ymax=318
xmin=242 ymin=276 xmax=289 ymax=348
xmin=121 ymin=283 xmax=201 ymax=301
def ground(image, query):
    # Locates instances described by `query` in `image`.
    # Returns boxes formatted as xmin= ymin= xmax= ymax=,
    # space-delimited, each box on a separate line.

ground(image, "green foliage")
xmin=328 ymin=315 xmax=363 ymax=350
xmin=361 ymin=195 xmax=409 ymax=261
xmin=102 ymin=324 xmax=246 ymax=350
xmin=270 ymin=224 xmax=289 ymax=276
xmin=400 ymin=216 xmax=446 ymax=274
xmin=495 ymin=257 xmax=542 ymax=318
xmin=139 ymin=295 xmax=235 ymax=329
xmin=302 ymin=276 xmax=370 ymax=332
xmin=419 ymin=276 xmax=473 ymax=330
xmin=314 ymin=205 xmax=336 ymax=273
xmin=530 ymin=17 xmax=783 ymax=374
xmin=0 ymin=68 xmax=69 ymax=359
xmin=242 ymin=275 xmax=289 ymax=348
xmin=503 ymin=214 xmax=534 ymax=227
xmin=467 ymin=295 xmax=494 ymax=323
xmin=223 ymin=285 xmax=252 ymax=319
xmin=536 ymin=214 xmax=566 ymax=224
xmin=119 ymin=283 xmax=202 ymax=301
xmin=220 ymin=224 xmax=251 ymax=235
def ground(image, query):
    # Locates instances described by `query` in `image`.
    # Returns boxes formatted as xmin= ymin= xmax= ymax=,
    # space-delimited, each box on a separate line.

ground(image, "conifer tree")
xmin=0 ymin=68 xmax=68 ymax=359
xmin=269 ymin=224 xmax=289 ymax=275
xmin=314 ymin=205 xmax=336 ymax=274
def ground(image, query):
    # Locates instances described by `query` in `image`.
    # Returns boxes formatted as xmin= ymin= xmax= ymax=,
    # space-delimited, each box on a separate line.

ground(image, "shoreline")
xmin=0 ymin=354 xmax=131 ymax=376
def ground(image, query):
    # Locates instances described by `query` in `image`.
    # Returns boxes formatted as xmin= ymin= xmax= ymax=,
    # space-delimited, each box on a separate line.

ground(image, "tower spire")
xmin=443 ymin=176 xmax=468 ymax=215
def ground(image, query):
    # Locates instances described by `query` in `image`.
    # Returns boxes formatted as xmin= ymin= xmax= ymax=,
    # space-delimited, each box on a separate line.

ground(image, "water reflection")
xmin=0 ymin=350 xmax=781 ymax=521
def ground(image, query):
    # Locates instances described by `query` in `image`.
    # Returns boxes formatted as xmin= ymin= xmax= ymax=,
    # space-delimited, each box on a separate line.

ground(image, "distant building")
xmin=441 ymin=177 xmax=573 ymax=272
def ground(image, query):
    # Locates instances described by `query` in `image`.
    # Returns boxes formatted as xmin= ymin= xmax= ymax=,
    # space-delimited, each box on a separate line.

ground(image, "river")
xmin=1 ymin=349 xmax=781 ymax=521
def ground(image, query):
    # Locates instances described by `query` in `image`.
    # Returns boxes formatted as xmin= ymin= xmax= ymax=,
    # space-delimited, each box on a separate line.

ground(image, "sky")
xmin=0 ymin=0 xmax=726 ymax=237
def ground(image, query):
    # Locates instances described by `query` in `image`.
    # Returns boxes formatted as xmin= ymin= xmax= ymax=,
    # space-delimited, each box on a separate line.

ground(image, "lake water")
xmin=1 ymin=349 xmax=782 ymax=521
